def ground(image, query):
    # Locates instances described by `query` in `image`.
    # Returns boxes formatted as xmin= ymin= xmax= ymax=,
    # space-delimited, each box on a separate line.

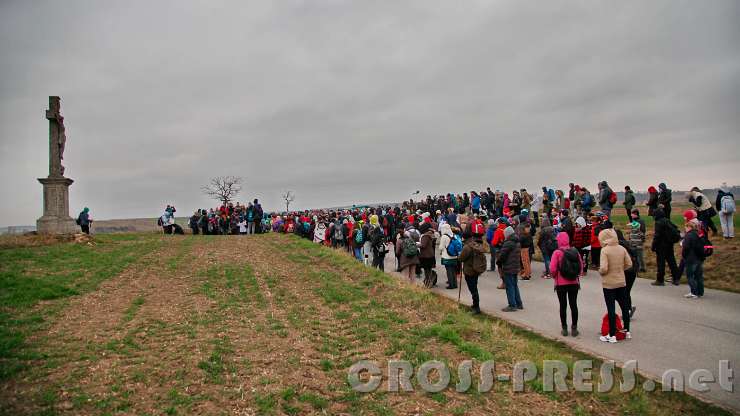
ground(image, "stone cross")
xmin=37 ymin=96 xmax=77 ymax=234
xmin=46 ymin=96 xmax=67 ymax=177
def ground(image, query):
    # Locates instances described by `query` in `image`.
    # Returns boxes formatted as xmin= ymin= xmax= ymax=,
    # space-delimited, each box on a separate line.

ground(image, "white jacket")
xmin=438 ymin=223 xmax=457 ymax=261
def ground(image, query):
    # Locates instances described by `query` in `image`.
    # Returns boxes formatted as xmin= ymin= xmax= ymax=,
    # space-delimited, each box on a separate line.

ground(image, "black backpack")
xmin=558 ymin=248 xmax=581 ymax=280
xmin=667 ymin=221 xmax=681 ymax=244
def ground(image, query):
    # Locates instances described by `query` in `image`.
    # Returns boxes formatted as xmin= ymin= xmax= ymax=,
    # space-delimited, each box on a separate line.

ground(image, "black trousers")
xmin=625 ymin=270 xmax=636 ymax=311
xmin=655 ymin=246 xmax=679 ymax=283
xmin=372 ymin=253 xmax=385 ymax=271
xmin=464 ymin=275 xmax=480 ymax=309
xmin=81 ymin=224 xmax=90 ymax=234
xmin=603 ymin=286 xmax=630 ymax=336
xmin=556 ymin=285 xmax=579 ymax=328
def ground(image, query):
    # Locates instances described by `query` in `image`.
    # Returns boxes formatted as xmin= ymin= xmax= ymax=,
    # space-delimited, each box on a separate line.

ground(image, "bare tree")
xmin=202 ymin=176 xmax=243 ymax=206
xmin=283 ymin=190 xmax=295 ymax=212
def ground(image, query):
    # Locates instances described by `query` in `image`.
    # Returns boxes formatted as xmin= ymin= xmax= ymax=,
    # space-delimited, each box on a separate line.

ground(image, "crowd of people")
xmin=157 ymin=182 xmax=734 ymax=344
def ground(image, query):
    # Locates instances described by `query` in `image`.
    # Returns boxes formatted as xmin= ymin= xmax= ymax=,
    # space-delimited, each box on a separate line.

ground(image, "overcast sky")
xmin=1 ymin=1 xmax=739 ymax=226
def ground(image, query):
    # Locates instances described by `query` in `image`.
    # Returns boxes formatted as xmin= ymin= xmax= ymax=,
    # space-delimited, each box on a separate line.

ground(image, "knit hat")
xmin=503 ymin=226 xmax=515 ymax=239
xmin=683 ymin=209 xmax=698 ymax=222
xmin=630 ymin=221 xmax=640 ymax=229
xmin=575 ymin=217 xmax=586 ymax=228
xmin=369 ymin=215 xmax=379 ymax=226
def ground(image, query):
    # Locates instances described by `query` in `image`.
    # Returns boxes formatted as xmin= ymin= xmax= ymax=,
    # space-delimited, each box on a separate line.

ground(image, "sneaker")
xmin=599 ymin=335 xmax=617 ymax=343
xmin=571 ymin=326 xmax=579 ymax=337
xmin=623 ymin=331 xmax=632 ymax=339
xmin=684 ymin=293 xmax=698 ymax=299
xmin=516 ymin=305 xmax=524 ymax=310
xmin=501 ymin=306 xmax=518 ymax=312
xmin=561 ymin=327 xmax=569 ymax=336
xmin=651 ymin=281 xmax=665 ymax=286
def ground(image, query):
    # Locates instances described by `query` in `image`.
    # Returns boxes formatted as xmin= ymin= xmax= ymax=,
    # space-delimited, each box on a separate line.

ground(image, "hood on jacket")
xmin=504 ymin=226 xmax=516 ymax=239
xmin=598 ymin=228 xmax=619 ymax=247
xmin=556 ymin=232 xmax=570 ymax=249
xmin=720 ymin=182 xmax=730 ymax=193
xmin=575 ymin=216 xmax=586 ymax=228
xmin=659 ymin=183 xmax=668 ymax=191
xmin=439 ymin=223 xmax=452 ymax=237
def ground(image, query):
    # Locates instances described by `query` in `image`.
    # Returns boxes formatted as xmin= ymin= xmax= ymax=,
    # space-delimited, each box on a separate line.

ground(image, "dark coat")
xmin=497 ymin=234 xmax=521 ymax=275
xmin=459 ymin=237 xmax=486 ymax=277
xmin=681 ymin=229 xmax=704 ymax=263
xmin=652 ymin=210 xmax=675 ymax=251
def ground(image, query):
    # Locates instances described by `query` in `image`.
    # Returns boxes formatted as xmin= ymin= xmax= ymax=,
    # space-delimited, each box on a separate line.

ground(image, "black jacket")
xmin=652 ymin=210 xmax=675 ymax=251
xmin=497 ymin=234 xmax=521 ymax=275
xmin=682 ymin=230 xmax=704 ymax=263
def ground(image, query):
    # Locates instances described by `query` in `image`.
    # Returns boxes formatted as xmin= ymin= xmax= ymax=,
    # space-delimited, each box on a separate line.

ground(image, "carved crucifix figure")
xmin=45 ymin=96 xmax=67 ymax=177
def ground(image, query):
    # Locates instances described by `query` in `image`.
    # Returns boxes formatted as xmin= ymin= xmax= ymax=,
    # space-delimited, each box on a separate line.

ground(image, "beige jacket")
xmin=598 ymin=228 xmax=632 ymax=289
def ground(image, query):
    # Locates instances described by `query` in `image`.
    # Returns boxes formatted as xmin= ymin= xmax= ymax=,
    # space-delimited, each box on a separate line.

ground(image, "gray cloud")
xmin=1 ymin=0 xmax=739 ymax=226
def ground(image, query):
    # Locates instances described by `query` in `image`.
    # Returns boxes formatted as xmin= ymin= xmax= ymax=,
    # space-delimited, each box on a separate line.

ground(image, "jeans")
xmin=603 ymin=287 xmax=630 ymax=336
xmin=556 ymin=285 xmax=579 ymax=327
xmin=686 ymin=261 xmax=704 ymax=297
xmin=634 ymin=247 xmax=645 ymax=271
xmin=543 ymin=252 xmax=551 ymax=276
xmin=719 ymin=212 xmax=734 ymax=238
xmin=464 ymin=275 xmax=480 ymax=309
xmin=247 ymin=222 xmax=255 ymax=234
xmin=353 ymin=247 xmax=363 ymax=261
xmin=444 ymin=263 xmax=458 ymax=288
xmin=503 ymin=274 xmax=523 ymax=308
xmin=656 ymin=246 xmax=679 ymax=283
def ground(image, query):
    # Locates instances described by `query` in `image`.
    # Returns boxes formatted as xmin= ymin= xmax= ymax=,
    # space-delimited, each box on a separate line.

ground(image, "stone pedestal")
xmin=37 ymin=176 xmax=78 ymax=234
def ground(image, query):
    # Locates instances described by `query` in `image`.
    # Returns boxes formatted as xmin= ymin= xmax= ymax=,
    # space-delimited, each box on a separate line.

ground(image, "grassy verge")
xmin=0 ymin=232 xmax=732 ymax=415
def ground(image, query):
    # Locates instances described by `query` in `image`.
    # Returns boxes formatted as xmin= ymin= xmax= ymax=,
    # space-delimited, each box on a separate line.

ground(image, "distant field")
xmin=0 ymin=233 xmax=731 ymax=415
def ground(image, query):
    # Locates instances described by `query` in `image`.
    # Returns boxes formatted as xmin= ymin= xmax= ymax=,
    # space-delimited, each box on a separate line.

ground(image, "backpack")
xmin=601 ymin=313 xmax=626 ymax=340
xmin=699 ymin=230 xmax=714 ymax=259
xmin=667 ymin=221 xmax=681 ymax=244
xmin=470 ymin=247 xmax=487 ymax=275
xmin=558 ymin=248 xmax=581 ymax=280
xmin=354 ymin=229 xmax=364 ymax=244
xmin=303 ymin=222 xmax=311 ymax=233
xmin=608 ymin=191 xmax=617 ymax=205
xmin=334 ymin=223 xmax=343 ymax=240
xmin=721 ymin=195 xmax=736 ymax=214
xmin=582 ymin=194 xmax=593 ymax=208
xmin=402 ymin=238 xmax=418 ymax=257
xmin=446 ymin=235 xmax=463 ymax=257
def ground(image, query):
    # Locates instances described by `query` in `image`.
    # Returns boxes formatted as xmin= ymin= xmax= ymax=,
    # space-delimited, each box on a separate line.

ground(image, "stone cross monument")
xmin=37 ymin=96 xmax=78 ymax=234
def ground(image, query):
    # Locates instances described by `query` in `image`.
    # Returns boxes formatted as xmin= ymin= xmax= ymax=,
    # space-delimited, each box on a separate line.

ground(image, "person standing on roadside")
xmin=459 ymin=224 xmax=488 ymax=314
xmin=550 ymin=232 xmax=582 ymax=337
xmin=439 ymin=223 xmax=460 ymax=290
xmin=657 ymin=183 xmax=673 ymax=218
xmin=598 ymin=228 xmax=633 ymax=343
xmin=682 ymin=219 xmax=706 ymax=299
xmin=497 ymin=226 xmax=524 ymax=312
xmin=651 ymin=208 xmax=680 ymax=286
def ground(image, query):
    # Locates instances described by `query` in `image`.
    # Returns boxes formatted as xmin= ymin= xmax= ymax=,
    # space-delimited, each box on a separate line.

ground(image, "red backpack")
xmin=601 ymin=313 xmax=626 ymax=340
xmin=608 ymin=191 xmax=617 ymax=205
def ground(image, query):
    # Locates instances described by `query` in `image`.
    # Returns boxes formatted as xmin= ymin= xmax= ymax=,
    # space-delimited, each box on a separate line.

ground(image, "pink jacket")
xmin=550 ymin=232 xmax=583 ymax=287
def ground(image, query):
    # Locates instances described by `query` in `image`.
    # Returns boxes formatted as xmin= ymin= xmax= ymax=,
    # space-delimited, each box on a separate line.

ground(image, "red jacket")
xmin=491 ymin=223 xmax=507 ymax=248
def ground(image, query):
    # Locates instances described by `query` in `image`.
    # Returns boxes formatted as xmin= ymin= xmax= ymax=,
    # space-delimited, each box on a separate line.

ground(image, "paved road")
xmin=383 ymin=253 xmax=740 ymax=412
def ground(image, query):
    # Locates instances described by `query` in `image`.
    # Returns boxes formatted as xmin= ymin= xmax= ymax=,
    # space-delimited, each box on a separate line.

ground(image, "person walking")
xmin=550 ymin=232 xmax=583 ymax=337
xmin=682 ymin=219 xmax=706 ymax=299
xmin=651 ymin=208 xmax=680 ymax=286
xmin=716 ymin=183 xmax=735 ymax=239
xmin=497 ymin=226 xmax=524 ymax=312
xmin=598 ymin=228 xmax=633 ymax=343
xmin=77 ymin=207 xmax=92 ymax=234
xmin=459 ymin=226 xmax=488 ymax=314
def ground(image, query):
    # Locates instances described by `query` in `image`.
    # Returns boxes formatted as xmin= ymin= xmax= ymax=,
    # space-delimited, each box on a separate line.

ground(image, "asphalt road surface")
xmin=383 ymin=252 xmax=740 ymax=412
